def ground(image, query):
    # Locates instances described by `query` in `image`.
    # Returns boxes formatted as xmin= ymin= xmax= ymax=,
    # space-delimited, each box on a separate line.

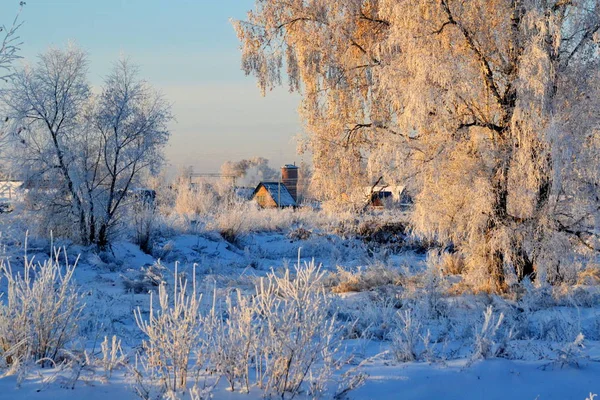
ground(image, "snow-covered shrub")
xmin=101 ymin=335 xmax=125 ymax=379
xmin=420 ymin=263 xmax=449 ymax=318
xmin=390 ymin=308 xmax=423 ymax=362
xmin=206 ymin=289 xmax=255 ymax=393
xmin=122 ymin=261 xmax=167 ymax=294
xmin=552 ymin=333 xmax=587 ymax=369
xmin=336 ymin=292 xmax=400 ymax=340
xmin=356 ymin=219 xmax=407 ymax=253
xmin=173 ymin=180 xmax=219 ymax=218
xmin=518 ymin=280 xmax=556 ymax=311
xmin=134 ymin=264 xmax=202 ymax=395
xmin=131 ymin=202 xmax=156 ymax=254
xmin=253 ymin=260 xmax=343 ymax=398
xmin=471 ymin=306 xmax=506 ymax=360
xmin=0 ymin=248 xmax=84 ymax=369
xmin=211 ymin=202 xmax=250 ymax=243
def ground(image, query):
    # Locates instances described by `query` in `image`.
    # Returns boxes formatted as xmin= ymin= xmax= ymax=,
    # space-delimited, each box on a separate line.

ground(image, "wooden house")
xmin=252 ymin=182 xmax=297 ymax=208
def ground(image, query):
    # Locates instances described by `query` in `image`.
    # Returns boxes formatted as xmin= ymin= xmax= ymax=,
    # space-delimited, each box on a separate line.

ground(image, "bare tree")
xmin=0 ymin=3 xmax=24 ymax=82
xmin=3 ymin=45 xmax=90 ymax=242
xmin=0 ymin=3 xmax=24 ymax=153
xmin=235 ymin=0 xmax=600 ymax=291
xmin=3 ymin=47 xmax=171 ymax=248
xmin=92 ymin=59 xmax=171 ymax=247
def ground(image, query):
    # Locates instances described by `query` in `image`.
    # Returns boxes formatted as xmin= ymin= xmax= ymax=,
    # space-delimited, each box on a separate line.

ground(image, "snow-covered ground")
xmin=0 ymin=214 xmax=599 ymax=400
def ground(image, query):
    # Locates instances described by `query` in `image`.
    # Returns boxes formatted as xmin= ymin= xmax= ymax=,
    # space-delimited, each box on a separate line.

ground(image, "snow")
xmin=0 ymin=220 xmax=598 ymax=399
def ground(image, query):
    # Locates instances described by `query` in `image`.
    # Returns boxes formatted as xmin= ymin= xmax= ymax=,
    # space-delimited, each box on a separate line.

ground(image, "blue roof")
xmin=253 ymin=182 xmax=297 ymax=207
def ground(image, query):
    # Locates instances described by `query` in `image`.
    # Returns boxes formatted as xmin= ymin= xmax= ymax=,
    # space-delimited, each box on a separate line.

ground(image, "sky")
xmin=0 ymin=0 xmax=303 ymax=174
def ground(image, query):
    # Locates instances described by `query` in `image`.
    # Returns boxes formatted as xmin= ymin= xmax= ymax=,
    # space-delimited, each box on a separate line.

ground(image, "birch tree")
xmin=235 ymin=0 xmax=600 ymax=291
xmin=92 ymin=59 xmax=171 ymax=247
xmin=0 ymin=3 xmax=23 ymax=82
xmin=3 ymin=47 xmax=171 ymax=248
xmin=0 ymin=4 xmax=24 ymax=160
xmin=4 ymin=46 xmax=91 ymax=242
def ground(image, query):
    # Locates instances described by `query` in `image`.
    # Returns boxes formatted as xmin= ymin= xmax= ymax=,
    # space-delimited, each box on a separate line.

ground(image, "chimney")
xmin=281 ymin=164 xmax=299 ymax=202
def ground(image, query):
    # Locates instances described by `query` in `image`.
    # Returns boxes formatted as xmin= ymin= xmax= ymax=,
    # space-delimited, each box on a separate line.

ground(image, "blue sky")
xmin=0 ymin=0 xmax=302 ymax=173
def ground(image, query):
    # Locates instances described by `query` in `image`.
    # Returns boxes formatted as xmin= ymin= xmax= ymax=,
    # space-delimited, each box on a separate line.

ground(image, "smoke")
xmin=220 ymin=157 xmax=278 ymax=186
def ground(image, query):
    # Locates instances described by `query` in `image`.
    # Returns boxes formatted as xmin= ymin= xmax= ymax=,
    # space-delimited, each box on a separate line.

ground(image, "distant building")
xmin=252 ymin=182 xmax=297 ymax=208
xmin=362 ymin=185 xmax=411 ymax=209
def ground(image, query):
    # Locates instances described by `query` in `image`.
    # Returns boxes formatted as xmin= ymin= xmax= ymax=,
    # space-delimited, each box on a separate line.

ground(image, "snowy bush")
xmin=100 ymin=335 xmax=125 ymax=379
xmin=552 ymin=333 xmax=587 ymax=369
xmin=130 ymin=202 xmax=156 ymax=254
xmin=134 ymin=264 xmax=202 ymax=395
xmin=252 ymin=260 xmax=343 ymax=398
xmin=390 ymin=308 xmax=422 ymax=362
xmin=419 ymin=263 xmax=449 ymax=318
xmin=337 ymin=292 xmax=400 ymax=340
xmin=471 ymin=306 xmax=506 ymax=361
xmin=577 ymin=264 xmax=600 ymax=285
xmin=211 ymin=202 xmax=250 ymax=243
xmin=288 ymin=226 xmax=312 ymax=241
xmin=122 ymin=261 xmax=167 ymax=294
xmin=0 ymin=248 xmax=84 ymax=369
xmin=356 ymin=219 xmax=407 ymax=252
xmin=206 ymin=289 xmax=255 ymax=393
xmin=131 ymin=258 xmax=345 ymax=398
xmin=173 ymin=179 xmax=219 ymax=218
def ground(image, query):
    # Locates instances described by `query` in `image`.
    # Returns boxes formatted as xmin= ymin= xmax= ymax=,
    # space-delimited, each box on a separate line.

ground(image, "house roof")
xmin=252 ymin=182 xmax=297 ymax=207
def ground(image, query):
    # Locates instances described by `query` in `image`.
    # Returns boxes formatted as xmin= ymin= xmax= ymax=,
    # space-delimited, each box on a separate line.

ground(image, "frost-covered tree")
xmin=0 ymin=4 xmax=24 ymax=161
xmin=3 ymin=46 xmax=171 ymax=247
xmin=4 ymin=46 xmax=91 ymax=242
xmin=91 ymin=59 xmax=171 ymax=247
xmin=220 ymin=156 xmax=278 ymax=186
xmin=0 ymin=3 xmax=23 ymax=82
xmin=235 ymin=0 xmax=600 ymax=291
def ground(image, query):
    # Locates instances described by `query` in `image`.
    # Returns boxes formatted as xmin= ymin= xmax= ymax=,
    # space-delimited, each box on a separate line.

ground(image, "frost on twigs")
xmin=251 ymin=259 xmax=344 ymax=398
xmin=0 ymin=247 xmax=83 ymax=370
xmin=470 ymin=306 xmax=509 ymax=362
xmin=390 ymin=308 xmax=422 ymax=362
xmin=134 ymin=263 xmax=202 ymax=396
xmin=546 ymin=333 xmax=588 ymax=370
xmin=132 ymin=255 xmax=352 ymax=399
xmin=236 ymin=0 xmax=600 ymax=293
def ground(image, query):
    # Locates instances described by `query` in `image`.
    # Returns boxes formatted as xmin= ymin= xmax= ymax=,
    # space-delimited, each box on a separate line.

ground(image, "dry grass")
xmin=577 ymin=264 xmax=600 ymax=285
xmin=326 ymin=264 xmax=403 ymax=293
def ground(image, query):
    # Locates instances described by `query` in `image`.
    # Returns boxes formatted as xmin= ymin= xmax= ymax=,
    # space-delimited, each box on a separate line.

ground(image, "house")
xmin=252 ymin=182 xmax=297 ymax=208
xmin=362 ymin=185 xmax=410 ymax=209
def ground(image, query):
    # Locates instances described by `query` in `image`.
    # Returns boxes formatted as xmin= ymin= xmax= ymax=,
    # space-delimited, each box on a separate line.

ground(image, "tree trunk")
xmin=487 ymin=154 xmax=510 ymax=292
xmin=489 ymin=250 xmax=507 ymax=293
xmin=89 ymin=213 xmax=96 ymax=245
xmin=514 ymin=242 xmax=535 ymax=281
xmin=97 ymin=223 xmax=109 ymax=250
